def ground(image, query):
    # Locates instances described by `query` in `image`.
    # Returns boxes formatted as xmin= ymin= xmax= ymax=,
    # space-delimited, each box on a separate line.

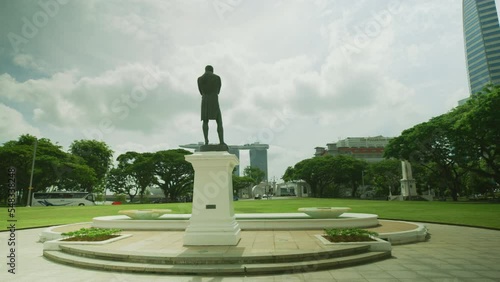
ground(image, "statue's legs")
xmin=202 ymin=120 xmax=209 ymax=145
xmin=216 ymin=115 xmax=224 ymax=145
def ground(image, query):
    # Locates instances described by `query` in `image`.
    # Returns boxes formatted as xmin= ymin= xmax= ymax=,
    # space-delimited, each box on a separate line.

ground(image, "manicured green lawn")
xmin=234 ymin=198 xmax=500 ymax=229
xmin=1 ymin=198 xmax=499 ymax=231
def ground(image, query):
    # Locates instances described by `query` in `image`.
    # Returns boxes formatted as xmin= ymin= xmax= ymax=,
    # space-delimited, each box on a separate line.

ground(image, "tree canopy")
xmin=283 ymin=155 xmax=367 ymax=198
xmin=69 ymin=139 xmax=113 ymax=192
xmin=107 ymin=149 xmax=195 ymax=202
xmin=365 ymin=159 xmax=401 ymax=197
xmin=152 ymin=149 xmax=194 ymax=202
xmin=108 ymin=151 xmax=156 ymax=202
xmin=243 ymin=166 xmax=266 ymax=185
xmin=282 ymin=85 xmax=499 ymax=201
xmin=384 ymin=84 xmax=500 ymax=200
xmin=0 ymin=134 xmax=197 ymax=205
xmin=0 ymin=135 xmax=98 ymax=205
xmin=232 ymin=175 xmax=255 ymax=192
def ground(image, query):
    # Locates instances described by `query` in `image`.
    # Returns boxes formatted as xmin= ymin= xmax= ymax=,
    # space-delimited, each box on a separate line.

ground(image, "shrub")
xmin=324 ymin=228 xmax=378 ymax=238
xmin=114 ymin=194 xmax=127 ymax=203
xmin=323 ymin=228 xmax=379 ymax=242
xmin=61 ymin=227 xmax=122 ymax=241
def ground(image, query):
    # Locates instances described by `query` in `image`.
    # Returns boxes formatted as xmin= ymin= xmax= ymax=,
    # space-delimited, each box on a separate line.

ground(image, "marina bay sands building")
xmin=179 ymin=142 xmax=269 ymax=180
xmin=462 ymin=0 xmax=500 ymax=97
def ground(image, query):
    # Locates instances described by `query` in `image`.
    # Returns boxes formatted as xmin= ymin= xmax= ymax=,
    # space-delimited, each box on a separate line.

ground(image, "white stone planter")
xmin=91 ymin=212 xmax=380 ymax=231
xmin=315 ymin=234 xmax=392 ymax=252
xmin=43 ymin=234 xmax=132 ymax=251
xmin=298 ymin=207 xmax=351 ymax=218
xmin=118 ymin=209 xmax=172 ymax=220
xmin=378 ymin=221 xmax=428 ymax=245
xmin=38 ymin=222 xmax=91 ymax=243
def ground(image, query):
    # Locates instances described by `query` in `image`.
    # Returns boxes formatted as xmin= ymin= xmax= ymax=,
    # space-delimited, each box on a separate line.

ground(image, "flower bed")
xmin=323 ymin=228 xmax=378 ymax=242
xmin=316 ymin=228 xmax=391 ymax=251
xmin=61 ymin=227 xmax=122 ymax=242
xmin=43 ymin=227 xmax=131 ymax=251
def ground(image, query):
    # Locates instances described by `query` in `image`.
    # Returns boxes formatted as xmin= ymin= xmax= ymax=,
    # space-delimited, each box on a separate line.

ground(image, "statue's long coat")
xmin=197 ymin=71 xmax=222 ymax=121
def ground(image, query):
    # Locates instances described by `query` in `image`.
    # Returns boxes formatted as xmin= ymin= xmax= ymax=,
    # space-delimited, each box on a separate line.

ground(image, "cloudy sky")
xmin=1 ymin=0 xmax=496 ymax=181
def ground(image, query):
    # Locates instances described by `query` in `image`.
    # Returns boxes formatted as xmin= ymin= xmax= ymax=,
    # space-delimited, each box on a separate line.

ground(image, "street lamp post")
xmin=26 ymin=138 xmax=38 ymax=207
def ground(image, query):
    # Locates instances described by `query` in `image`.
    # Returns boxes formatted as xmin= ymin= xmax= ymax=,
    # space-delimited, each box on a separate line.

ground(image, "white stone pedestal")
xmin=401 ymin=179 xmax=417 ymax=197
xmin=183 ymin=151 xmax=241 ymax=246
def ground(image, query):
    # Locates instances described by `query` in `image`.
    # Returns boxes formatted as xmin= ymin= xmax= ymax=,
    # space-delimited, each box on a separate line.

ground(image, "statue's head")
xmin=205 ymin=65 xmax=214 ymax=72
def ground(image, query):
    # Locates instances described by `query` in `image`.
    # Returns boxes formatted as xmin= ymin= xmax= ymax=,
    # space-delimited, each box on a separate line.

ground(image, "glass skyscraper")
xmin=463 ymin=0 xmax=500 ymax=96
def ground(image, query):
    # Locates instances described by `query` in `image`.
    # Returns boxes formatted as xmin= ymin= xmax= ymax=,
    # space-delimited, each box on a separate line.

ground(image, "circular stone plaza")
xmin=3 ymin=209 xmax=492 ymax=281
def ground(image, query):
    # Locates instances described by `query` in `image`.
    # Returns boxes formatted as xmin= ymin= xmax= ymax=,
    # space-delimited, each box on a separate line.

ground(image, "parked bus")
xmin=32 ymin=192 xmax=96 ymax=206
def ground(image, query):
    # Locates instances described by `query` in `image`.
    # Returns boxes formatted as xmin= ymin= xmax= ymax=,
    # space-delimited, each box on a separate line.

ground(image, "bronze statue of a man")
xmin=198 ymin=65 xmax=225 ymax=145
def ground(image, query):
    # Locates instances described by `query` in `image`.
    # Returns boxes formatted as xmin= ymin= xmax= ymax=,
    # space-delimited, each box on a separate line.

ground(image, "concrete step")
xmin=43 ymin=250 xmax=392 ymax=275
xmin=58 ymin=244 xmax=371 ymax=265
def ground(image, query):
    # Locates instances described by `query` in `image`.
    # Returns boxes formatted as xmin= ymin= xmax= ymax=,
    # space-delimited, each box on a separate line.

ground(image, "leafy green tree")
xmin=243 ymin=166 xmax=266 ymax=184
xmin=0 ymin=134 xmax=96 ymax=204
xmin=69 ymin=140 xmax=113 ymax=192
xmin=364 ymin=159 xmax=401 ymax=197
xmin=106 ymin=167 xmax=139 ymax=203
xmin=463 ymin=169 xmax=497 ymax=199
xmin=282 ymin=166 xmax=296 ymax=182
xmin=330 ymin=155 xmax=368 ymax=198
xmin=232 ymin=175 xmax=255 ymax=192
xmin=0 ymin=139 xmax=33 ymax=204
xmin=384 ymin=84 xmax=500 ymax=201
xmin=152 ymin=149 xmax=194 ymax=202
xmin=454 ymin=84 xmax=500 ymax=188
xmin=56 ymin=157 xmax=98 ymax=193
xmin=384 ymin=114 xmax=467 ymax=201
xmin=282 ymin=157 xmax=325 ymax=197
xmin=410 ymin=162 xmax=443 ymax=197
xmin=284 ymin=155 xmax=368 ymax=198
xmin=114 ymin=151 xmax=156 ymax=202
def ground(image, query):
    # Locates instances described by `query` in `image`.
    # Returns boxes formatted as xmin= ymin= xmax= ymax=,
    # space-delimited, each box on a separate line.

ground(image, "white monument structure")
xmin=183 ymin=151 xmax=241 ymax=246
xmin=400 ymin=160 xmax=417 ymax=198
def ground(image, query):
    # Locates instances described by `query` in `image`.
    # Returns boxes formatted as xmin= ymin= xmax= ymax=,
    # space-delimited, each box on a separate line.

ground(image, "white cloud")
xmin=0 ymin=0 xmax=473 ymax=179
xmin=0 ymin=104 xmax=41 ymax=142
xmin=12 ymin=53 xmax=45 ymax=71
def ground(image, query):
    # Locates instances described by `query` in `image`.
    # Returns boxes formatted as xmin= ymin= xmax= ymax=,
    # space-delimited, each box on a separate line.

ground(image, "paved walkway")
xmin=1 ymin=223 xmax=500 ymax=281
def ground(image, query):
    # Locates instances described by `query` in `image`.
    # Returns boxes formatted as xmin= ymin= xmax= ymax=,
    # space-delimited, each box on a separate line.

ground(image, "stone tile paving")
xmin=1 ymin=223 xmax=500 ymax=281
